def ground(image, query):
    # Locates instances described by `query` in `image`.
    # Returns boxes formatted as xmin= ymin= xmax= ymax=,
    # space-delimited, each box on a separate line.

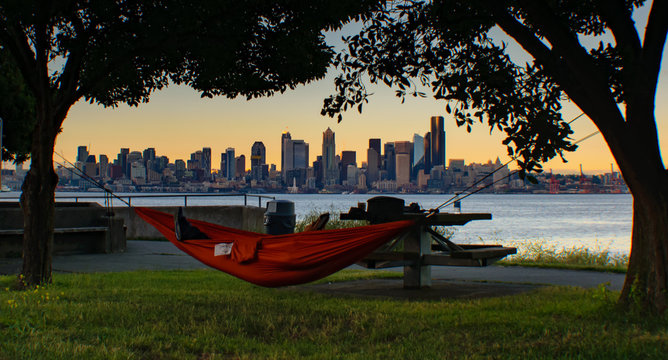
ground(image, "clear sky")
xmin=6 ymin=4 xmax=668 ymax=175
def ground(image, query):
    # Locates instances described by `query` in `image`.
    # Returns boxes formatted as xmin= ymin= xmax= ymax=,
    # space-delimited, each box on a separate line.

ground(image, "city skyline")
xmin=3 ymin=7 xmax=667 ymax=175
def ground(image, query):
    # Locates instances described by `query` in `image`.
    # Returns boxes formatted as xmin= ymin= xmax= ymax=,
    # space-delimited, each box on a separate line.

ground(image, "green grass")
xmin=1 ymin=270 xmax=666 ymax=359
xmin=499 ymin=242 xmax=629 ymax=273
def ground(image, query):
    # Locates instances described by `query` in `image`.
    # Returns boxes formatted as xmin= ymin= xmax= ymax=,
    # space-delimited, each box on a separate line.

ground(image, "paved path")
xmin=0 ymin=240 xmax=626 ymax=290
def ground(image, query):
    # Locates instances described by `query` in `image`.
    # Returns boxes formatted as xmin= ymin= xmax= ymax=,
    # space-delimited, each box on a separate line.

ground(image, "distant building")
xmin=235 ymin=155 xmax=246 ymax=179
xmin=369 ymin=138 xmax=381 ymax=168
xmin=225 ymin=148 xmax=236 ymax=180
xmin=430 ymin=116 xmax=445 ymax=167
xmin=322 ymin=128 xmax=337 ymax=185
xmin=384 ymin=142 xmax=395 ymax=181
xmin=77 ymin=146 xmax=88 ymax=163
xmin=251 ymin=141 xmax=267 ymax=181
xmin=202 ymin=147 xmax=212 ymax=179
xmin=412 ymin=133 xmax=424 ymax=180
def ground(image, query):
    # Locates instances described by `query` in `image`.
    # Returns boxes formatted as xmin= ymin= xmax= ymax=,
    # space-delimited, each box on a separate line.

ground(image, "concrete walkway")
xmin=0 ymin=240 xmax=626 ymax=291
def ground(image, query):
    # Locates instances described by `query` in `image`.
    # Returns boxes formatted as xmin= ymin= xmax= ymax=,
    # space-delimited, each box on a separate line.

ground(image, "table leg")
xmin=403 ymin=226 xmax=431 ymax=288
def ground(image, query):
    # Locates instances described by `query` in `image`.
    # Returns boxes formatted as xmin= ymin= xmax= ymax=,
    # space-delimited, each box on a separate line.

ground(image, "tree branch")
xmin=641 ymin=0 xmax=668 ymax=95
xmin=0 ymin=21 xmax=39 ymax=94
xmin=598 ymin=0 xmax=642 ymax=60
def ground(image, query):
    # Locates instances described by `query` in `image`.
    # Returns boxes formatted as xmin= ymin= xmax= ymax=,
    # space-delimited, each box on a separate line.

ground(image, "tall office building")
xmin=424 ymin=131 xmax=432 ymax=174
xmin=384 ymin=142 xmax=396 ymax=181
xmin=77 ymin=146 xmax=89 ymax=163
xmin=322 ymin=128 xmax=337 ymax=185
xmin=143 ymin=147 xmax=156 ymax=167
xmin=340 ymin=151 xmax=356 ymax=182
xmin=219 ymin=153 xmax=227 ymax=178
xmin=118 ymin=148 xmax=129 ymax=177
xmin=430 ymin=116 xmax=445 ymax=167
xmin=369 ymin=138 xmax=381 ymax=167
xmin=99 ymin=154 xmax=109 ymax=179
xmin=412 ymin=134 xmax=425 ymax=179
xmin=395 ymin=141 xmax=412 ymax=187
xmin=202 ymin=147 xmax=212 ymax=178
xmin=225 ymin=148 xmax=236 ymax=180
xmin=250 ymin=142 xmax=266 ymax=167
xmin=235 ymin=155 xmax=246 ymax=178
xmin=367 ymin=148 xmax=379 ymax=185
xmin=251 ymin=141 xmax=267 ymax=181
xmin=281 ymin=132 xmax=291 ymax=177
xmin=282 ymin=132 xmax=309 ymax=184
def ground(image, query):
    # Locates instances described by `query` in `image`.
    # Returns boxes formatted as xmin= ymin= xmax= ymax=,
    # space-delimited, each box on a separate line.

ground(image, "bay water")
xmin=1 ymin=192 xmax=633 ymax=255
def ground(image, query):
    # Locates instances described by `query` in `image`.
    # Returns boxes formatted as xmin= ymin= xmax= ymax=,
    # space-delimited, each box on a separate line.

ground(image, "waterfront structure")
xmin=322 ymin=128 xmax=337 ymax=185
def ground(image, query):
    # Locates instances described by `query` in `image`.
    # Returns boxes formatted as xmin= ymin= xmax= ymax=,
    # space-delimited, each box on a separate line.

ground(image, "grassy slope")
xmin=1 ymin=270 xmax=666 ymax=359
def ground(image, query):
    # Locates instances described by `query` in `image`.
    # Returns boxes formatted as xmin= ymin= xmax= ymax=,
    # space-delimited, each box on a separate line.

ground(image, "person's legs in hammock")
xmin=174 ymin=207 xmax=209 ymax=241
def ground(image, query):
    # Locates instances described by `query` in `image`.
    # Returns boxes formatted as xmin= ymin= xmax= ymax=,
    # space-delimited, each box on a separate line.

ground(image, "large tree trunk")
xmin=19 ymin=106 xmax=59 ymax=287
xmin=620 ymin=187 xmax=668 ymax=313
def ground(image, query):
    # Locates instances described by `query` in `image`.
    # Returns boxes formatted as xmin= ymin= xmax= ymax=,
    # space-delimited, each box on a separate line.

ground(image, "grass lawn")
xmin=1 ymin=269 xmax=666 ymax=359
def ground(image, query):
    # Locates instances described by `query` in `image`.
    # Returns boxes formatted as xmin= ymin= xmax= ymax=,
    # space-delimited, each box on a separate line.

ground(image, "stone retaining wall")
xmin=113 ymin=205 xmax=266 ymax=239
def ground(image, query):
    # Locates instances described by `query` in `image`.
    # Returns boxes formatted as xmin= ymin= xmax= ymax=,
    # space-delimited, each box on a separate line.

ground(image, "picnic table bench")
xmin=340 ymin=196 xmax=516 ymax=288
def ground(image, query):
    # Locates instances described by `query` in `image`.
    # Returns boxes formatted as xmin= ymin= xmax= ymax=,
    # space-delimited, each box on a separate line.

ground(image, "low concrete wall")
xmin=113 ymin=205 xmax=266 ymax=239
xmin=0 ymin=202 xmax=126 ymax=257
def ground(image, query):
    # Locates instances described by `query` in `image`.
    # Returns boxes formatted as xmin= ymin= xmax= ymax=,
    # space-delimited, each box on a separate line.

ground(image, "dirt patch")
xmin=296 ymin=279 xmax=539 ymax=301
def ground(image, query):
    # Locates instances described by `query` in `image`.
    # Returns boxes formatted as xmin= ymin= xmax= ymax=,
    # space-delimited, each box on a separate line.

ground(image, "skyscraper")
xmin=251 ymin=141 xmax=267 ymax=181
xmin=250 ymin=141 xmax=266 ymax=167
xmin=225 ymin=147 xmax=236 ymax=180
xmin=430 ymin=116 xmax=445 ymax=167
xmin=340 ymin=151 xmax=356 ymax=182
xmin=384 ymin=142 xmax=396 ymax=181
xmin=118 ymin=148 xmax=129 ymax=177
xmin=322 ymin=128 xmax=337 ymax=185
xmin=369 ymin=138 xmax=381 ymax=167
xmin=395 ymin=141 xmax=412 ymax=187
xmin=77 ymin=146 xmax=88 ymax=163
xmin=202 ymin=147 xmax=212 ymax=179
xmin=424 ymin=131 xmax=432 ymax=174
xmin=367 ymin=148 xmax=379 ymax=185
xmin=412 ymin=133 xmax=425 ymax=179
xmin=281 ymin=131 xmax=291 ymax=177
xmin=235 ymin=155 xmax=246 ymax=178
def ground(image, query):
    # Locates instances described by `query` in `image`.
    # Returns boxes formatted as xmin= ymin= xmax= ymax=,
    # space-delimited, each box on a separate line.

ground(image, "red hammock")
xmin=134 ymin=207 xmax=414 ymax=287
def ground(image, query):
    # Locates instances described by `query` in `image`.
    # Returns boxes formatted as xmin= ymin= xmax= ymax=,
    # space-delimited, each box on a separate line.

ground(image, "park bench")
xmin=0 ymin=202 xmax=126 ymax=257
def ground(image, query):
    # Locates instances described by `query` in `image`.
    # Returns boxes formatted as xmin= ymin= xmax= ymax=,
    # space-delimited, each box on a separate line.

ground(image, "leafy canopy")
xmin=0 ymin=0 xmax=382 ymax=108
xmin=321 ymin=0 xmax=652 ymax=174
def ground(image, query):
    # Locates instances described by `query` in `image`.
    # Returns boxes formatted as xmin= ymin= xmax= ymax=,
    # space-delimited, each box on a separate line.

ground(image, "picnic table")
xmin=340 ymin=196 xmax=516 ymax=289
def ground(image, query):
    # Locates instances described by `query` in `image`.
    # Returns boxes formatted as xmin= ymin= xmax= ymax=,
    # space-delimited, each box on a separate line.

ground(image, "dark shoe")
xmin=175 ymin=207 xmax=209 ymax=240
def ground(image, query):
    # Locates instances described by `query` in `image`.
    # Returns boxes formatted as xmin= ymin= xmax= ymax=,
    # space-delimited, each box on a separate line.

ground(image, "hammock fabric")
xmin=134 ymin=207 xmax=415 ymax=287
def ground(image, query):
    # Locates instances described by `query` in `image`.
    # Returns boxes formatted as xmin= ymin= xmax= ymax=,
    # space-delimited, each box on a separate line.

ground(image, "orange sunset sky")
xmin=4 ymin=5 xmax=668 ymax=175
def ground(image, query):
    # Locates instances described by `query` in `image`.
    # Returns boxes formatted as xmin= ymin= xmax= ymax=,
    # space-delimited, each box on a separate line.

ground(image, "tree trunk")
xmin=19 ymin=108 xmax=58 ymax=287
xmin=620 ymin=187 xmax=668 ymax=313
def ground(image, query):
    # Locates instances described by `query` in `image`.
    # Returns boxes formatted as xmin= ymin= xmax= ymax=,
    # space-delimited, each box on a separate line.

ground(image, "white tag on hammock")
xmin=214 ymin=243 xmax=233 ymax=256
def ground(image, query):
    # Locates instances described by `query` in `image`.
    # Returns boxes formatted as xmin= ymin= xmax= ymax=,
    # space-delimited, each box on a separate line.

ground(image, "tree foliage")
xmin=323 ymin=0 xmax=668 ymax=313
xmin=0 ymin=0 xmax=383 ymax=286
xmin=0 ymin=49 xmax=34 ymax=163
xmin=322 ymin=0 xmax=661 ymax=177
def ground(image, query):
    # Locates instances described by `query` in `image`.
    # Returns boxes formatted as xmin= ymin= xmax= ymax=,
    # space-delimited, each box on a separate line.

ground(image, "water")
xmin=1 ymin=191 xmax=633 ymax=255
